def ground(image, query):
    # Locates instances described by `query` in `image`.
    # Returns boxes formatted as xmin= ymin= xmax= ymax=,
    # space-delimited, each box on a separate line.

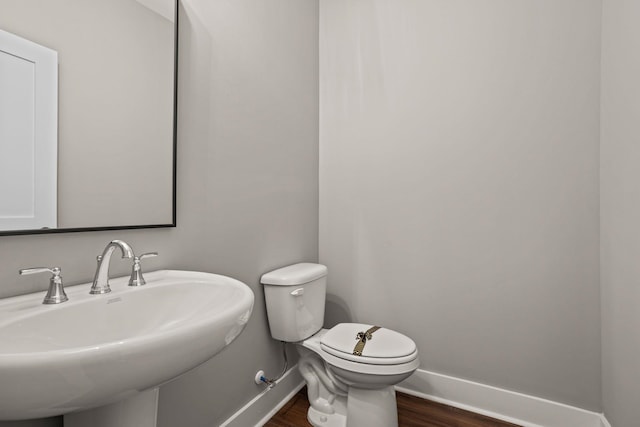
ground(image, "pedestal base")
xmin=64 ymin=388 xmax=159 ymax=427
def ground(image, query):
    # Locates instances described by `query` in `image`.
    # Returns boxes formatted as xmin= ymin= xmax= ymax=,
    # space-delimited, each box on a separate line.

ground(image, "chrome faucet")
xmin=90 ymin=240 xmax=134 ymax=294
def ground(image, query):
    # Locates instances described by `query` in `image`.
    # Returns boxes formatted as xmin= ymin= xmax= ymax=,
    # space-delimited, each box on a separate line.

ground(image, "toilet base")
xmin=306 ymin=385 xmax=398 ymax=427
xmin=345 ymin=386 xmax=398 ymax=427
xmin=308 ymin=406 xmax=346 ymax=427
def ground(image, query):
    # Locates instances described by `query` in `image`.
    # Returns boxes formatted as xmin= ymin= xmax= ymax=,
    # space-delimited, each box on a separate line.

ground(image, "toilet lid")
xmin=320 ymin=323 xmax=417 ymax=365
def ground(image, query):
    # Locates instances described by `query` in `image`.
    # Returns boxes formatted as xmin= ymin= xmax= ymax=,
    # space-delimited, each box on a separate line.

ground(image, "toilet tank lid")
xmin=261 ymin=263 xmax=327 ymax=286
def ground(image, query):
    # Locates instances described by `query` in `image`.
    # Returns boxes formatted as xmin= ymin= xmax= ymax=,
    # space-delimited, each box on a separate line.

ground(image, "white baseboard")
xmin=220 ymin=366 xmax=612 ymax=427
xmin=219 ymin=365 xmax=303 ymax=427
xmin=397 ymin=369 xmax=604 ymax=427
xmin=600 ymin=414 xmax=612 ymax=427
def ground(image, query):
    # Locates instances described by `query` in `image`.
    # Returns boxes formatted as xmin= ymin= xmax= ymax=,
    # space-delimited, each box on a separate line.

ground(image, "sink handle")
xmin=19 ymin=267 xmax=59 ymax=276
xmin=128 ymin=252 xmax=159 ymax=287
xmin=19 ymin=267 xmax=69 ymax=305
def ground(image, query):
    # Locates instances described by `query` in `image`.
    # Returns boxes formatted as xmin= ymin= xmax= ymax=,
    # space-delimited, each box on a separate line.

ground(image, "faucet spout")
xmin=90 ymin=240 xmax=134 ymax=294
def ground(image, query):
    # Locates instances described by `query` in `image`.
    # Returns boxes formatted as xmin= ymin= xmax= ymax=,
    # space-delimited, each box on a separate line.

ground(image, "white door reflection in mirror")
xmin=0 ymin=29 xmax=57 ymax=231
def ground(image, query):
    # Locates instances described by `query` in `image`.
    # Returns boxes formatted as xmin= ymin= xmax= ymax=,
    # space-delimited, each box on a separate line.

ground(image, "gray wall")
xmin=0 ymin=0 xmax=319 ymax=426
xmin=319 ymin=0 xmax=602 ymax=410
xmin=601 ymin=0 xmax=640 ymax=425
xmin=157 ymin=0 xmax=318 ymax=425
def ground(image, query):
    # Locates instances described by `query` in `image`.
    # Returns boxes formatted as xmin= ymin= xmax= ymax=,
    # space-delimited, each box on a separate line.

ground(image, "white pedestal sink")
xmin=0 ymin=270 xmax=254 ymax=423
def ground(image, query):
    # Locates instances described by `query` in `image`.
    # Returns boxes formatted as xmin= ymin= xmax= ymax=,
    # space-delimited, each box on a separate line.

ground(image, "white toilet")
xmin=261 ymin=263 xmax=419 ymax=427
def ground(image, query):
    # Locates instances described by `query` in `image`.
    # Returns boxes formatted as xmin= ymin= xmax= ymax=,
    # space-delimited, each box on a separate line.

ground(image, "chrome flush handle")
xmin=19 ymin=266 xmax=69 ymax=305
xmin=128 ymin=252 xmax=158 ymax=287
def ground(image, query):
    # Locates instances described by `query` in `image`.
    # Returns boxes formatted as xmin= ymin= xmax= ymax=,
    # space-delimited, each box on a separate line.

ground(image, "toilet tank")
xmin=260 ymin=263 xmax=327 ymax=342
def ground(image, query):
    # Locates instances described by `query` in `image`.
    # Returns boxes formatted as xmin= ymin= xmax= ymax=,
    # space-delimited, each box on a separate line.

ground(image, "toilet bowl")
xmin=261 ymin=263 xmax=419 ymax=427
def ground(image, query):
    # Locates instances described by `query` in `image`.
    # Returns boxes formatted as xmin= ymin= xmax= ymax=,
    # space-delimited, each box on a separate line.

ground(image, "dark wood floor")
xmin=265 ymin=387 xmax=522 ymax=427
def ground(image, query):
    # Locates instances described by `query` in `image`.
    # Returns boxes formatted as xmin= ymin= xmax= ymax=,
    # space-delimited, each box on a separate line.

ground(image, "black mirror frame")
xmin=0 ymin=1 xmax=179 ymax=237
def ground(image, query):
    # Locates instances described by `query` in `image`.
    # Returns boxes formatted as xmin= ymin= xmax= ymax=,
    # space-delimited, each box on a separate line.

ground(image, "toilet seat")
xmin=303 ymin=327 xmax=419 ymax=376
xmin=320 ymin=323 xmax=417 ymax=365
xmin=321 ymin=345 xmax=419 ymax=366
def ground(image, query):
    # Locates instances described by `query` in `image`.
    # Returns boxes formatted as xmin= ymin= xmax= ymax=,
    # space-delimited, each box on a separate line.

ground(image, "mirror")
xmin=0 ymin=0 xmax=177 ymax=235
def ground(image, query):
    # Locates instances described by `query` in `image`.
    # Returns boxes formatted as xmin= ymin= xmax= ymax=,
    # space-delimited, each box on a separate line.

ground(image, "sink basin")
xmin=0 ymin=270 xmax=254 ymax=420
